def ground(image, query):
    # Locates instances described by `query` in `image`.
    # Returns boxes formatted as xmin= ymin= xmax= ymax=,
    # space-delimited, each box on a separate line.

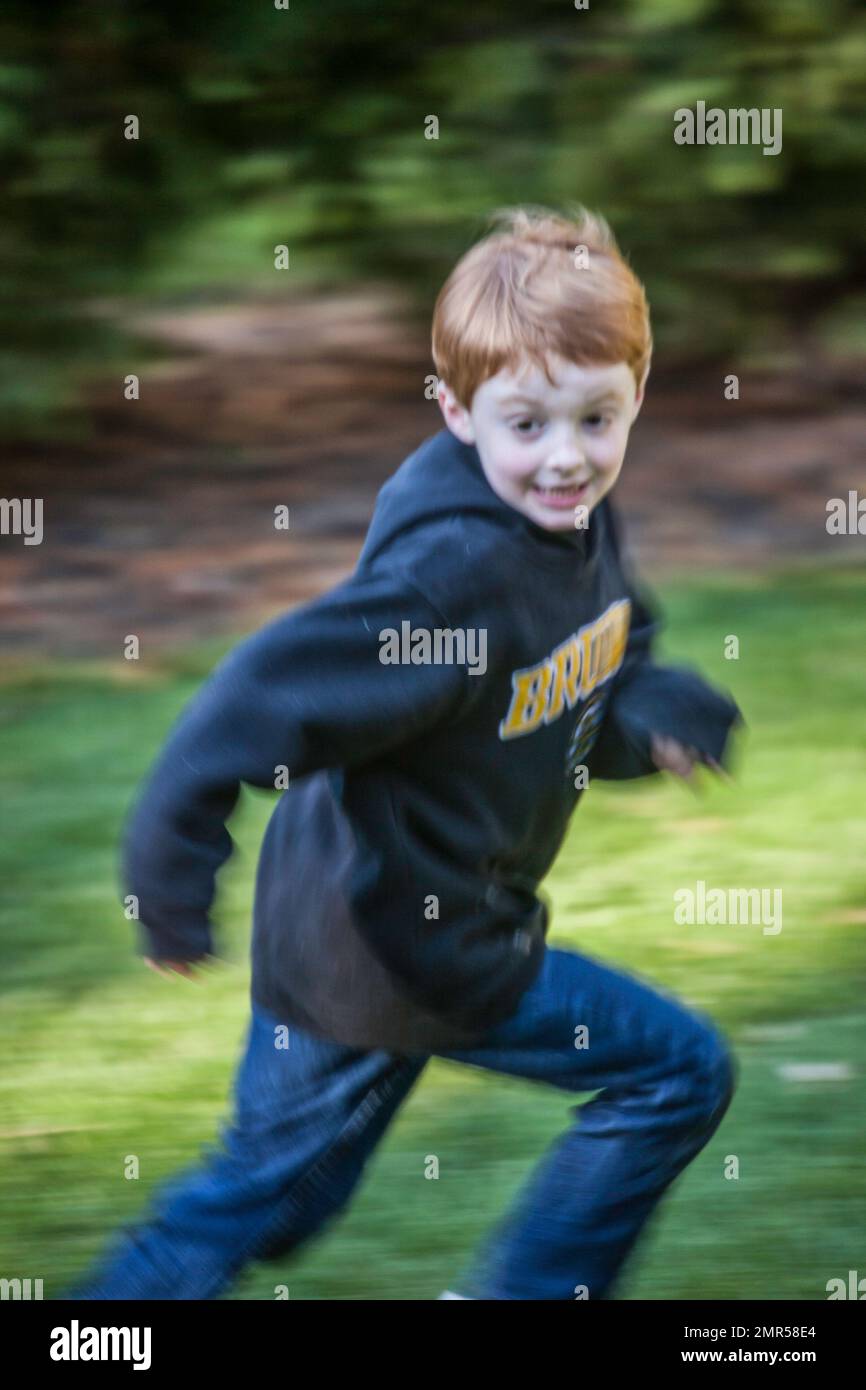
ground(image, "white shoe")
xmin=437 ymin=1290 xmax=472 ymax=1299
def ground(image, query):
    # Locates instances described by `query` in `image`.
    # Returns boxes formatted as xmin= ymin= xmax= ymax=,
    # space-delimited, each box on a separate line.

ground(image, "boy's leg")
xmin=433 ymin=945 xmax=738 ymax=1301
xmin=62 ymin=1003 xmax=426 ymax=1299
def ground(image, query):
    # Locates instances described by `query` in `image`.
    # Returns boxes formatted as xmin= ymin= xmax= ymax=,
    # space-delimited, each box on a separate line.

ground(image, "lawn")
xmin=1 ymin=562 xmax=864 ymax=1299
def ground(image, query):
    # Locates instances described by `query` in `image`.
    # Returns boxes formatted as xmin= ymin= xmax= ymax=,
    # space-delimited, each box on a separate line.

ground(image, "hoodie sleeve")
xmin=584 ymin=503 xmax=743 ymax=781
xmin=120 ymin=569 xmax=470 ymax=963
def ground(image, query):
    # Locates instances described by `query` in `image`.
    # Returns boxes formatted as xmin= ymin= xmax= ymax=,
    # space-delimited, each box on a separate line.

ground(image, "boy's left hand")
xmin=143 ymin=955 xmax=210 ymax=981
xmin=650 ymin=734 xmax=730 ymax=788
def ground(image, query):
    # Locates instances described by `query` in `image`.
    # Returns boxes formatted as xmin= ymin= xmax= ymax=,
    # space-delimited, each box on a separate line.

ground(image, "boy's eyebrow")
xmin=498 ymin=390 xmax=626 ymax=410
xmin=498 ymin=393 xmax=543 ymax=408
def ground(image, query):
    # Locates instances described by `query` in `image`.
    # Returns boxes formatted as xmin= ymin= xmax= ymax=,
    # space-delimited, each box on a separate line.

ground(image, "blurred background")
xmin=1 ymin=0 xmax=864 ymax=1299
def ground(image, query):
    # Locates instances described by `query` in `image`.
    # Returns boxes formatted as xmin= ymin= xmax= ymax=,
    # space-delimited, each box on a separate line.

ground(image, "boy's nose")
xmin=547 ymin=433 xmax=586 ymax=472
xmin=548 ymin=454 xmax=586 ymax=477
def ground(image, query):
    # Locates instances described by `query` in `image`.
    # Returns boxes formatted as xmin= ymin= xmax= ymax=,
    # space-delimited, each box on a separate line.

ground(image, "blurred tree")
xmin=0 ymin=0 xmax=864 ymax=437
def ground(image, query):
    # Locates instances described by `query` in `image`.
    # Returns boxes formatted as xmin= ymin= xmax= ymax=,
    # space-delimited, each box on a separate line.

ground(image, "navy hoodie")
xmin=120 ymin=427 xmax=743 ymax=1052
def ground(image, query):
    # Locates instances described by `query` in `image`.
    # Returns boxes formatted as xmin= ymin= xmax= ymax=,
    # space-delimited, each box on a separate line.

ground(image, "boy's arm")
xmin=585 ymin=502 xmax=743 ymax=781
xmin=120 ymin=569 xmax=470 ymax=965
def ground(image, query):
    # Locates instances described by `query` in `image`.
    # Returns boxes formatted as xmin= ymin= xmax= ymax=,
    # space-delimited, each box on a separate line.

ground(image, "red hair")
xmin=431 ymin=205 xmax=652 ymax=408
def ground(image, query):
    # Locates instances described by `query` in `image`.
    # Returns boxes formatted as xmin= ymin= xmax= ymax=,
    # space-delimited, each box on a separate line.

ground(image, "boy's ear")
xmin=631 ymin=361 xmax=651 ymax=421
xmin=437 ymin=379 xmax=475 ymax=444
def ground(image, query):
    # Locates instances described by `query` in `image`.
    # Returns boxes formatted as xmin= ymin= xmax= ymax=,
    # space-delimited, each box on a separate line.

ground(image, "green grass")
xmin=1 ymin=562 xmax=864 ymax=1300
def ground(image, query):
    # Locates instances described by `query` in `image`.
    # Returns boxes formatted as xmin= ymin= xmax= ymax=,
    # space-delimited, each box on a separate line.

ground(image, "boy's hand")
xmin=650 ymin=734 xmax=731 ymax=788
xmin=143 ymin=956 xmax=210 ymax=981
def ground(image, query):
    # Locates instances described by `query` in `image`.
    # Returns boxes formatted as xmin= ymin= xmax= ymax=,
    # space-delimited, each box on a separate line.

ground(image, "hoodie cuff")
xmin=130 ymin=905 xmax=214 ymax=962
xmin=612 ymin=664 xmax=744 ymax=773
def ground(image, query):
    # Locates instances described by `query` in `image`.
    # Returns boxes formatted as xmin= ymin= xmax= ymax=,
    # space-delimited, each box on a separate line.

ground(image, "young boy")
xmin=65 ymin=206 xmax=742 ymax=1301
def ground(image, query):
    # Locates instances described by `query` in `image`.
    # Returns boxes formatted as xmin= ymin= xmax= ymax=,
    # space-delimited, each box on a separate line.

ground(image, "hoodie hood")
xmin=358 ymin=427 xmax=599 ymax=575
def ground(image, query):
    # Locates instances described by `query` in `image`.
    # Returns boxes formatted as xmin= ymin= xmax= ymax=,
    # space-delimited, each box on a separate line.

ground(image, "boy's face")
xmin=437 ymin=353 xmax=647 ymax=533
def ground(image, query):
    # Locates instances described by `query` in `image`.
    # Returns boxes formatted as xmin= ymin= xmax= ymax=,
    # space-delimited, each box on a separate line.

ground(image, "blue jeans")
xmin=63 ymin=946 xmax=736 ymax=1300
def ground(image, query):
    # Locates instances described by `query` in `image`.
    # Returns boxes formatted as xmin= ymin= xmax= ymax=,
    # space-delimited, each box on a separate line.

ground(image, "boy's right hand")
xmin=650 ymin=733 xmax=731 ymax=787
xmin=143 ymin=956 xmax=210 ymax=981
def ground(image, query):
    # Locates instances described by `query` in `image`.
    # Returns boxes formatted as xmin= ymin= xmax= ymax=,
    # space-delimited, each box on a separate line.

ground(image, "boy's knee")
xmin=686 ymin=1023 xmax=738 ymax=1124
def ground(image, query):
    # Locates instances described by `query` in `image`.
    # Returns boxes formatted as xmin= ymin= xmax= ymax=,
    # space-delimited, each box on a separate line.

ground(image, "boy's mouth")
xmin=531 ymin=481 xmax=590 ymax=509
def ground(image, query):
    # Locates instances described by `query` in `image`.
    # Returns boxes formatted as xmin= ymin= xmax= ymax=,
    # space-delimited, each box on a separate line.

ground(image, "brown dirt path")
xmin=1 ymin=288 xmax=863 ymax=665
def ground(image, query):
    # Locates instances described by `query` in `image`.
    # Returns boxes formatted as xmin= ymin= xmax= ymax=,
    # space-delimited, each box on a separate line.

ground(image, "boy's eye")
xmin=584 ymin=413 xmax=608 ymax=428
xmin=512 ymin=417 xmax=543 ymax=434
